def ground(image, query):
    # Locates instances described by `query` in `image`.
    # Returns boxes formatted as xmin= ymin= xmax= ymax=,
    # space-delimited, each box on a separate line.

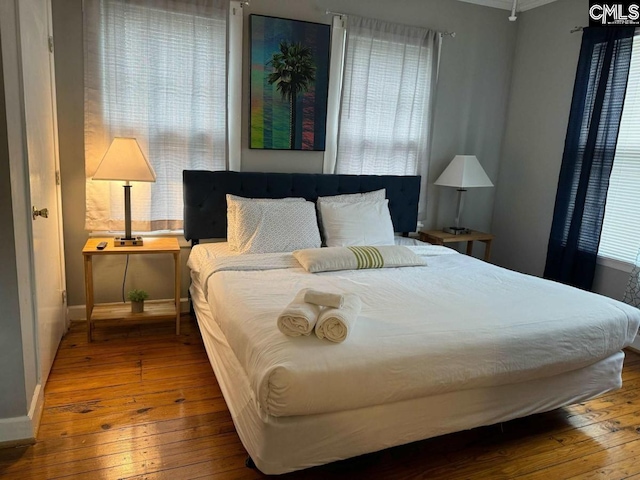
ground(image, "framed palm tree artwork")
xmin=250 ymin=15 xmax=331 ymax=150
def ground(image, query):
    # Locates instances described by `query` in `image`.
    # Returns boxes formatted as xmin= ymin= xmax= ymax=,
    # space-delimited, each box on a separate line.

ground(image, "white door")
xmin=18 ymin=0 xmax=67 ymax=385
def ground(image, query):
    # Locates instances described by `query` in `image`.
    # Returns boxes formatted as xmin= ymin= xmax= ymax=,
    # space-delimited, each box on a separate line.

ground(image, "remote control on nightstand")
xmin=96 ymin=241 xmax=108 ymax=250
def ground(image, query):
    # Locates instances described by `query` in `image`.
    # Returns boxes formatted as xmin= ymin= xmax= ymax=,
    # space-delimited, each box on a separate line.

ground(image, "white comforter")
xmin=188 ymin=244 xmax=640 ymax=418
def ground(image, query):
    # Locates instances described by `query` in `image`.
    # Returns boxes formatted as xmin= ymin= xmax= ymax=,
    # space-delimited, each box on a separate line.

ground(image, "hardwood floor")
xmin=2 ymin=318 xmax=640 ymax=479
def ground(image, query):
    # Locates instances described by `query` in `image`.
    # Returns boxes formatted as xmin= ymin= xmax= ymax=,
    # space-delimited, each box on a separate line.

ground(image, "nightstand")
xmin=419 ymin=230 xmax=495 ymax=261
xmin=83 ymin=237 xmax=181 ymax=342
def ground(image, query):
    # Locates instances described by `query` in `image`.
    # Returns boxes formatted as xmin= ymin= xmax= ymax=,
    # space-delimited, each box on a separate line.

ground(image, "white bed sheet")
xmin=187 ymin=243 xmax=640 ymax=418
xmin=189 ymin=268 xmax=626 ymax=475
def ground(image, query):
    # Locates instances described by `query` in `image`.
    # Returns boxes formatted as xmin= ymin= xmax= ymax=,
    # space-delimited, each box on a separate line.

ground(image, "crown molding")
xmin=457 ymin=0 xmax=513 ymax=10
xmin=457 ymin=0 xmax=558 ymax=11
xmin=518 ymin=0 xmax=559 ymax=11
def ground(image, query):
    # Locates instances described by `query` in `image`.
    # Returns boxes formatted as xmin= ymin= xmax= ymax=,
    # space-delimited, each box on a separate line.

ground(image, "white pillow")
xmin=227 ymin=195 xmax=305 ymax=251
xmin=317 ymin=189 xmax=386 ymax=205
xmin=316 ymin=189 xmax=386 ymax=245
xmin=319 ymin=200 xmax=395 ymax=247
xmin=234 ymin=199 xmax=321 ymax=254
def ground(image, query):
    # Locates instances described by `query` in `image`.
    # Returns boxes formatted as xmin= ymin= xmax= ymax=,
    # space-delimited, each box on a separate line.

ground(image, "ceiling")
xmin=457 ymin=0 xmax=558 ymax=12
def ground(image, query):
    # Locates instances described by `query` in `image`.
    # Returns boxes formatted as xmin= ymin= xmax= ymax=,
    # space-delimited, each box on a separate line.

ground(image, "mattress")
xmin=189 ymin=261 xmax=627 ymax=474
xmin=187 ymin=243 xmax=640 ymax=418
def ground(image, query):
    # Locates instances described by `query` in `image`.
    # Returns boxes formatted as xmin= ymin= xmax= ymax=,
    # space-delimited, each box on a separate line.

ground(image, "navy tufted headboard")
xmin=183 ymin=170 xmax=420 ymax=242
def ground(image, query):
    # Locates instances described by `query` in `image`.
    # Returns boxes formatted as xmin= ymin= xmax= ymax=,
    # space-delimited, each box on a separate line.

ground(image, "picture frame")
xmin=250 ymin=15 xmax=331 ymax=151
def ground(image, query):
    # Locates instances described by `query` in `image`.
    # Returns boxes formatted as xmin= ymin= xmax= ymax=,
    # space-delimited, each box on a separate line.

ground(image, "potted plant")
xmin=127 ymin=289 xmax=149 ymax=313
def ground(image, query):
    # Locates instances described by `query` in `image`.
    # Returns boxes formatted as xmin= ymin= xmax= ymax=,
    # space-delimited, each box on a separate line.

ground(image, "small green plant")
xmin=127 ymin=289 xmax=149 ymax=302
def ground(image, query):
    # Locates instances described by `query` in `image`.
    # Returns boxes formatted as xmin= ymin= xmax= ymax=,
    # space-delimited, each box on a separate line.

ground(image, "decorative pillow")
xmin=234 ymin=199 xmax=321 ymax=254
xmin=293 ymin=245 xmax=426 ymax=273
xmin=319 ymin=200 xmax=395 ymax=247
xmin=227 ymin=195 xmax=305 ymax=251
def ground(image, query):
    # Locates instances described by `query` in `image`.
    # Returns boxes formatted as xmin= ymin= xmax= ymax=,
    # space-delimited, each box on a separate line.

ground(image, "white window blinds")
xmin=599 ymin=34 xmax=640 ymax=264
xmin=84 ymin=0 xmax=227 ymax=232
xmin=335 ymin=16 xmax=439 ymax=217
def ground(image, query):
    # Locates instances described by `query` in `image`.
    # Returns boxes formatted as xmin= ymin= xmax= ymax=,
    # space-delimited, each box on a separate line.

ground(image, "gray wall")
xmin=242 ymin=0 xmax=517 ymax=244
xmin=53 ymin=0 xmax=517 ymax=306
xmin=491 ymin=0 xmax=629 ymax=300
xmin=53 ymin=0 xmax=88 ymax=308
xmin=0 ymin=37 xmax=28 ymax=419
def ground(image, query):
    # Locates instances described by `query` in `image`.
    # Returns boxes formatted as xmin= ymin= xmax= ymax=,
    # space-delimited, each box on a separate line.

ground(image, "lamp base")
xmin=114 ymin=236 xmax=144 ymax=247
xmin=443 ymin=227 xmax=471 ymax=235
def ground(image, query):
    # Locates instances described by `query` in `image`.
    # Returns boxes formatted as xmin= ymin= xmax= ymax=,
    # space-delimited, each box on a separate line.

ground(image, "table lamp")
xmin=434 ymin=155 xmax=493 ymax=235
xmin=92 ymin=137 xmax=156 ymax=246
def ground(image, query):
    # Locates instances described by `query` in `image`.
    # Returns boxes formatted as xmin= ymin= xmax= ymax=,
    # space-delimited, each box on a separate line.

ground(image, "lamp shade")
xmin=92 ymin=137 xmax=156 ymax=182
xmin=434 ymin=155 xmax=493 ymax=188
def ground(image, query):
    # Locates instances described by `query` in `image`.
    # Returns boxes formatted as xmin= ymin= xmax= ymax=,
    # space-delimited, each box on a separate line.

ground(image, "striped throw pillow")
xmin=348 ymin=246 xmax=385 ymax=269
xmin=293 ymin=245 xmax=426 ymax=273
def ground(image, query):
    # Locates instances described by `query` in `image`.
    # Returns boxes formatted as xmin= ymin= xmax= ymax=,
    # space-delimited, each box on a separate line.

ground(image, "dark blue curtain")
xmin=544 ymin=27 xmax=635 ymax=290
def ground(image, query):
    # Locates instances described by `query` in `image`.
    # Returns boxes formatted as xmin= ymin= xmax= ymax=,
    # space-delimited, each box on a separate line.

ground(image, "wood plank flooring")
xmin=2 ymin=318 xmax=640 ymax=479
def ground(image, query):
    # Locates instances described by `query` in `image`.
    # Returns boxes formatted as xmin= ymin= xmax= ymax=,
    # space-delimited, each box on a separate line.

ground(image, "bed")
xmin=183 ymin=170 xmax=640 ymax=475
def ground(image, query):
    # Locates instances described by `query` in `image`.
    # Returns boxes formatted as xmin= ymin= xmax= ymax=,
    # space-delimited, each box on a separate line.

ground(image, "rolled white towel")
xmin=315 ymin=293 xmax=362 ymax=343
xmin=303 ymin=289 xmax=345 ymax=309
xmin=277 ymin=289 xmax=321 ymax=337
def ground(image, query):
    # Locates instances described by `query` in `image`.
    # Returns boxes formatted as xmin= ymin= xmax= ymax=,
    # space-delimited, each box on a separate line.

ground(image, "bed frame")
xmin=183 ymin=170 xmax=421 ymax=243
xmin=182 ymin=170 xmax=626 ymax=475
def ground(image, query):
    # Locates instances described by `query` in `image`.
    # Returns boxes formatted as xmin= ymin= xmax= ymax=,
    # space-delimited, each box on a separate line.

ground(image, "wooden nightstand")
xmin=419 ymin=230 xmax=495 ymax=261
xmin=83 ymin=237 xmax=181 ymax=342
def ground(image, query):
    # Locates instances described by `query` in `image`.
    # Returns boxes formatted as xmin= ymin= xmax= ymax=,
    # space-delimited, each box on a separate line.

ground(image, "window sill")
xmin=89 ymin=231 xmax=191 ymax=248
xmin=596 ymin=255 xmax=634 ymax=273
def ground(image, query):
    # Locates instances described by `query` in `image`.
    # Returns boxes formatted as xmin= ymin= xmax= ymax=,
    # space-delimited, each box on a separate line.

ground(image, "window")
xmin=599 ymin=34 xmax=640 ymax=265
xmin=84 ymin=0 xmax=227 ymax=232
xmin=335 ymin=16 xmax=438 ymax=177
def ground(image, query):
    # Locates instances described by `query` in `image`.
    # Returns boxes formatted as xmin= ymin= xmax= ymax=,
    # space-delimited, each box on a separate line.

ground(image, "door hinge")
xmin=48 ymin=36 xmax=54 ymax=53
xmin=61 ymin=290 xmax=67 ymax=304
xmin=55 ymin=170 xmax=61 ymax=185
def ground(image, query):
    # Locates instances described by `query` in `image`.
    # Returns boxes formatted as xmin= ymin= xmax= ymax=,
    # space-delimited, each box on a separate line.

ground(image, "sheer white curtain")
xmin=84 ymin=0 xmax=227 ymax=232
xmin=336 ymin=16 xmax=439 ymax=215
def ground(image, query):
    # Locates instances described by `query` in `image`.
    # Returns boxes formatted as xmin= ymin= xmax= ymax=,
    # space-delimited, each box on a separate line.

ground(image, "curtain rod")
xmin=325 ymin=10 xmax=456 ymax=37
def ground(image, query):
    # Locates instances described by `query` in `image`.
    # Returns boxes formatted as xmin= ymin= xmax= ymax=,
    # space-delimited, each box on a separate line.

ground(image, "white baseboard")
xmin=0 ymin=381 xmax=43 ymax=446
xmin=0 ymin=416 xmax=34 ymax=446
xmin=68 ymin=298 xmax=191 ymax=321
xmin=29 ymin=383 xmax=44 ymax=438
xmin=67 ymin=304 xmax=85 ymax=321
